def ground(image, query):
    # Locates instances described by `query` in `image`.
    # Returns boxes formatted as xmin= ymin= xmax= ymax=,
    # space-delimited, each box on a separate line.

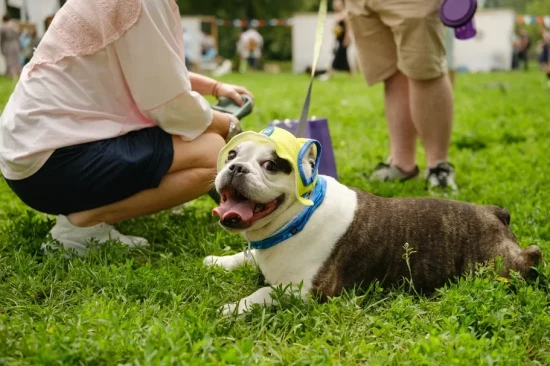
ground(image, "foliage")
xmin=525 ymin=0 xmax=550 ymax=15
xmin=1 ymin=68 xmax=550 ymax=364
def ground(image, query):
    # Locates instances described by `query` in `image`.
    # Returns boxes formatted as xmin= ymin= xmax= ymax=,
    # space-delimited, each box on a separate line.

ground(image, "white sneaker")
xmin=42 ymin=215 xmax=149 ymax=256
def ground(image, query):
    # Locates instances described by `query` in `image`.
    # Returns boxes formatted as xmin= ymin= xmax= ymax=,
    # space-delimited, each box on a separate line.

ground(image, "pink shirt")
xmin=0 ymin=0 xmax=212 ymax=180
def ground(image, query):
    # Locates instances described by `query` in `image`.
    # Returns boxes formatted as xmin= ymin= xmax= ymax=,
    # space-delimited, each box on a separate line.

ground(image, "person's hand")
xmin=213 ymin=82 xmax=254 ymax=106
xmin=208 ymin=110 xmax=241 ymax=142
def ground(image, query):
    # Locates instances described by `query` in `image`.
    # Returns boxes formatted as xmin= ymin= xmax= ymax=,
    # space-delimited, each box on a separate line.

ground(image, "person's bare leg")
xmin=384 ymin=71 xmax=417 ymax=172
xmin=448 ymin=70 xmax=456 ymax=89
xmin=408 ymin=74 xmax=453 ymax=168
xmin=68 ymin=133 xmax=225 ymax=227
xmin=69 ymin=167 xmax=216 ymax=226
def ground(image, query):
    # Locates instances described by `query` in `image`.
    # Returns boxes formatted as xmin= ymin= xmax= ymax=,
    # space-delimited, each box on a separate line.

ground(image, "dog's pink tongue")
xmin=212 ymin=198 xmax=255 ymax=222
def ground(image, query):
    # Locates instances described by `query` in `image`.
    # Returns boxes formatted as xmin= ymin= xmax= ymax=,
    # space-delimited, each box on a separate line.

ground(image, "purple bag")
xmin=271 ymin=117 xmax=338 ymax=180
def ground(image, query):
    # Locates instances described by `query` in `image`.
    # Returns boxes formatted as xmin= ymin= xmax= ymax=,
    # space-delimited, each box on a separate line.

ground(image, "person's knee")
xmin=202 ymin=133 xmax=226 ymax=169
xmin=408 ymin=73 xmax=447 ymax=88
xmin=385 ymin=70 xmax=406 ymax=82
xmin=190 ymin=166 xmax=218 ymax=186
xmin=384 ymin=70 xmax=408 ymax=92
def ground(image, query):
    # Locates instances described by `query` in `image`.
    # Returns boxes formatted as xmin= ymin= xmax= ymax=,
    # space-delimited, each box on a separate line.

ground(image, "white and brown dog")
xmin=204 ymin=127 xmax=542 ymax=315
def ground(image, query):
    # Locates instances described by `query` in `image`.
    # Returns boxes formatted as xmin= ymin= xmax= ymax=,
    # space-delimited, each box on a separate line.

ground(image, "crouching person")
xmin=0 ymin=0 xmax=253 ymax=255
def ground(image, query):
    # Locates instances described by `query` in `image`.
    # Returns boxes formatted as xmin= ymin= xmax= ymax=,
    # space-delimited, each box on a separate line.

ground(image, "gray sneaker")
xmin=425 ymin=161 xmax=458 ymax=192
xmin=370 ymin=162 xmax=420 ymax=182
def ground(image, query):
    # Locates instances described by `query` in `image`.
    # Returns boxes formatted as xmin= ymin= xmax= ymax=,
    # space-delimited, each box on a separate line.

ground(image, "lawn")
xmin=1 ymin=69 xmax=550 ymax=365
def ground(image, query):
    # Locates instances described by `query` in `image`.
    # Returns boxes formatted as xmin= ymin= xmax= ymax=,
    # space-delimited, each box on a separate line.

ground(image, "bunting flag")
xmin=516 ymin=15 xmax=550 ymax=27
xmin=216 ymin=18 xmax=292 ymax=27
xmin=216 ymin=15 xmax=550 ymax=28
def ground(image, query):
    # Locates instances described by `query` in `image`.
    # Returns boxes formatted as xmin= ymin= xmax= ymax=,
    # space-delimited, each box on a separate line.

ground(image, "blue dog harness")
xmin=248 ymin=176 xmax=327 ymax=251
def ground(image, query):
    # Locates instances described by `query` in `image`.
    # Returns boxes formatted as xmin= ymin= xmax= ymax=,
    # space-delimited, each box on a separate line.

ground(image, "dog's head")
xmin=212 ymin=127 xmax=321 ymax=233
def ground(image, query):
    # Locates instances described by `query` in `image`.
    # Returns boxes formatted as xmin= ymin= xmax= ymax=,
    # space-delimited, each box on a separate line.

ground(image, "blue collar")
xmin=249 ymin=176 xmax=327 ymax=250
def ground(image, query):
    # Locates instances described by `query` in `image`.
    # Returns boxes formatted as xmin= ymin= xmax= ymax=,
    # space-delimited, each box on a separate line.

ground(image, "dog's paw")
xmin=203 ymin=255 xmax=239 ymax=271
xmin=219 ymin=301 xmax=252 ymax=316
xmin=203 ymin=255 xmax=222 ymax=267
xmin=219 ymin=302 xmax=238 ymax=316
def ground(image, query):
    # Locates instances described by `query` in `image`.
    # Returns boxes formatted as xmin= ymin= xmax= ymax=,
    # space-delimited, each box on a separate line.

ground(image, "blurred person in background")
xmin=513 ymin=28 xmax=531 ymax=71
xmin=201 ymin=29 xmax=217 ymax=62
xmin=320 ymin=0 xmax=353 ymax=81
xmin=539 ymin=26 xmax=550 ymax=87
xmin=237 ymin=26 xmax=263 ymax=72
xmin=21 ymin=27 xmax=40 ymax=65
xmin=0 ymin=14 xmax=22 ymax=79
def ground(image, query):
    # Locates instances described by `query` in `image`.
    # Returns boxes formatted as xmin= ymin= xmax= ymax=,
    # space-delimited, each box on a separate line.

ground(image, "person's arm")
xmin=114 ymin=0 xmax=220 ymax=141
xmin=189 ymin=72 xmax=254 ymax=105
xmin=188 ymin=72 xmax=218 ymax=96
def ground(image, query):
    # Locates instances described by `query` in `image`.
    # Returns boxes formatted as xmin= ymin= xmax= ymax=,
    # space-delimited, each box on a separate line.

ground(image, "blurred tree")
xmin=485 ymin=0 xmax=530 ymax=12
xmin=525 ymin=0 xmax=550 ymax=14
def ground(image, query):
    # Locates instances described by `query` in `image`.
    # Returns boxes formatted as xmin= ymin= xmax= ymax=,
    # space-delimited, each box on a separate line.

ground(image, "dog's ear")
xmin=308 ymin=148 xmax=316 ymax=171
xmin=300 ymin=144 xmax=317 ymax=180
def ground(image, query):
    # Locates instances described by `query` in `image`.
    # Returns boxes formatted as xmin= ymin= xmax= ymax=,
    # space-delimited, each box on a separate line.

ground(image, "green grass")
xmin=1 ymin=69 xmax=550 ymax=365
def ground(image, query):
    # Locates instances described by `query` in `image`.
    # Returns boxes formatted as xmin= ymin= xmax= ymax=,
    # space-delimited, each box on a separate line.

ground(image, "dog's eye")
xmin=227 ymin=150 xmax=237 ymax=161
xmin=262 ymin=160 xmax=278 ymax=172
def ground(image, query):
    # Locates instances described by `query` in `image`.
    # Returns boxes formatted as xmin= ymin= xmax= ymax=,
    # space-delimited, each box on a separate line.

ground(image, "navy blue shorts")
xmin=5 ymin=127 xmax=174 ymax=215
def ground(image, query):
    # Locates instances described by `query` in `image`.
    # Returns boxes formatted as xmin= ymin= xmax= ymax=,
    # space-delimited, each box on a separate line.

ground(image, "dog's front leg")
xmin=221 ymin=285 xmax=308 ymax=316
xmin=203 ymin=250 xmax=256 ymax=271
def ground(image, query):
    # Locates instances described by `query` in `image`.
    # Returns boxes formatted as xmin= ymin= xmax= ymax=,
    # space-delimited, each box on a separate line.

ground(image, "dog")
xmin=203 ymin=127 xmax=542 ymax=315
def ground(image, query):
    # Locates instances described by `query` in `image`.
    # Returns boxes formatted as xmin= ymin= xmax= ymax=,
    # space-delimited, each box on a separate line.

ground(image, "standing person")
xmin=201 ymin=29 xmax=217 ymax=62
xmin=320 ymin=0 xmax=352 ymax=81
xmin=540 ymin=26 xmax=550 ymax=87
xmin=0 ymin=0 xmax=254 ymax=255
xmin=516 ymin=28 xmax=531 ymax=71
xmin=346 ymin=0 xmax=457 ymax=191
xmin=237 ymin=26 xmax=263 ymax=72
xmin=512 ymin=31 xmax=520 ymax=70
xmin=0 ymin=14 xmax=22 ymax=79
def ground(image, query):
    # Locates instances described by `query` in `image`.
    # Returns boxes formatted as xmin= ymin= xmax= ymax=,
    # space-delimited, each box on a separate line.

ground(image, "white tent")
xmin=291 ymin=13 xmax=337 ymax=74
xmin=181 ymin=16 xmax=203 ymax=64
xmin=452 ymin=9 xmax=516 ymax=72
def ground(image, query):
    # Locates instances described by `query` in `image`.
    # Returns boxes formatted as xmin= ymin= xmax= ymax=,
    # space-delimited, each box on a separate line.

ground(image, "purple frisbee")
xmin=440 ymin=0 xmax=478 ymax=40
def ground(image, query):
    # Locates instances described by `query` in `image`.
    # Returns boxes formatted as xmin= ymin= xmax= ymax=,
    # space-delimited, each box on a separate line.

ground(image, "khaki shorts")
xmin=347 ymin=0 xmax=448 ymax=86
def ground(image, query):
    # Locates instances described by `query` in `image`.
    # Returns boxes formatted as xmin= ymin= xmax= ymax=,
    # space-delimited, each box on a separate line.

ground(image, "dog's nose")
xmin=229 ymin=163 xmax=249 ymax=175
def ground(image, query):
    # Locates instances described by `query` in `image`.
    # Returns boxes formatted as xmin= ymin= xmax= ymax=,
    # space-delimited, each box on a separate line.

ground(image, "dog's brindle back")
xmin=313 ymin=189 xmax=542 ymax=297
